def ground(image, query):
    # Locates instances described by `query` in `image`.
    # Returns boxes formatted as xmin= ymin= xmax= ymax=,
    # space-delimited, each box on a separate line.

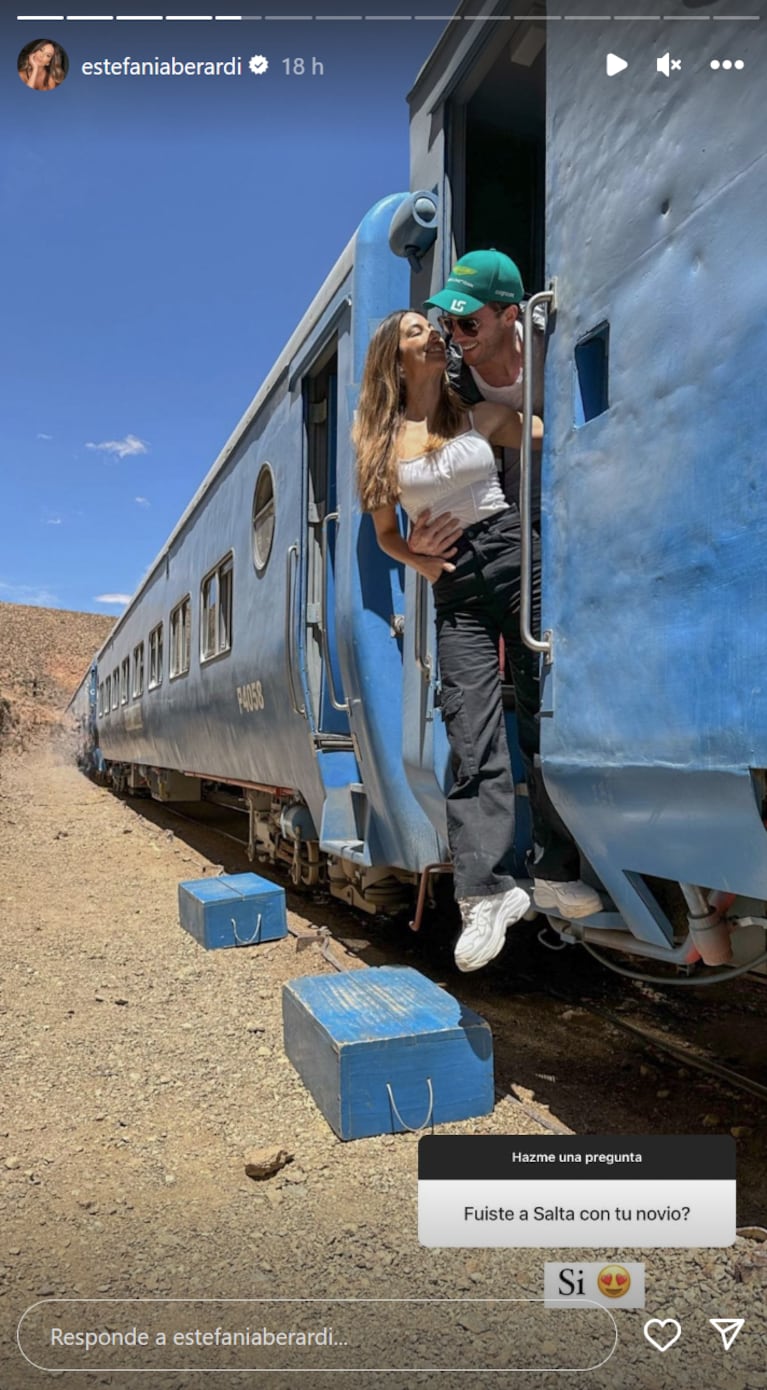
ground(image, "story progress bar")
xmin=14 ymin=12 xmax=765 ymax=21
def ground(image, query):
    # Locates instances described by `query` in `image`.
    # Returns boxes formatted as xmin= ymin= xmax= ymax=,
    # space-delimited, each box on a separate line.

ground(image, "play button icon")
xmin=606 ymin=53 xmax=629 ymax=76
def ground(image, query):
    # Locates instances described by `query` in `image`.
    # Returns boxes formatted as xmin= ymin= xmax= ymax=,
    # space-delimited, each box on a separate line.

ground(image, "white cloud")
xmin=0 ymin=581 xmax=60 ymax=607
xmin=45 ymin=517 xmax=63 ymax=526
xmin=94 ymin=593 xmax=132 ymax=606
xmin=134 ymin=496 xmax=150 ymax=508
xmin=85 ymin=434 xmax=149 ymax=460
xmin=37 ymin=432 xmax=53 ymax=440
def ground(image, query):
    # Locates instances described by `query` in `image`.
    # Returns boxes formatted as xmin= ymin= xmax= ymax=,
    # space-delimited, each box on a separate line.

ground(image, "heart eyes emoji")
xmin=597 ymin=1264 xmax=632 ymax=1298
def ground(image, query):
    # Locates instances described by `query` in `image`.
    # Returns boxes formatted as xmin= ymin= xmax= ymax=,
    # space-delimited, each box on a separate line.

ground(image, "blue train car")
xmin=76 ymin=196 xmax=445 ymax=913
xmin=71 ymin=2 xmax=767 ymax=980
xmin=403 ymin=2 xmax=767 ymax=974
xmin=68 ymin=661 xmax=99 ymax=773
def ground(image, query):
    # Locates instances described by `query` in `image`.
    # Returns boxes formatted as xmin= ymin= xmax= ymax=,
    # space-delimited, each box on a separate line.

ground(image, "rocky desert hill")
xmin=0 ymin=600 xmax=115 ymax=750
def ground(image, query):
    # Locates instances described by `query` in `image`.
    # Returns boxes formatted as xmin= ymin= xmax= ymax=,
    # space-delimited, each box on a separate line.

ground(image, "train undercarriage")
xmin=100 ymin=760 xmax=416 ymax=918
xmin=95 ymin=758 xmax=767 ymax=985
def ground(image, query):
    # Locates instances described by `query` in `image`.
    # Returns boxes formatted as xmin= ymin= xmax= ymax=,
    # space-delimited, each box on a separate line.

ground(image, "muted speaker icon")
xmin=657 ymin=52 xmax=682 ymax=76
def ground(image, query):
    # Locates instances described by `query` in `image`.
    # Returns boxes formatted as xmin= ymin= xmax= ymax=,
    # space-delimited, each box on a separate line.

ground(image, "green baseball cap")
xmin=425 ymin=248 xmax=525 ymax=315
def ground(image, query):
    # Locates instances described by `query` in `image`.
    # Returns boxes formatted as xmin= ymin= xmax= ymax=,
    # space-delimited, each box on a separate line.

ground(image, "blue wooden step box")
xmin=178 ymin=873 xmax=287 ymax=950
xmin=282 ymin=966 xmax=494 ymax=1140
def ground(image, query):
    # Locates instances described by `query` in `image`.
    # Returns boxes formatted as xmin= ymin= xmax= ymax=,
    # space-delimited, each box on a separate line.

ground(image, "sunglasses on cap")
xmin=437 ymin=313 xmax=483 ymax=337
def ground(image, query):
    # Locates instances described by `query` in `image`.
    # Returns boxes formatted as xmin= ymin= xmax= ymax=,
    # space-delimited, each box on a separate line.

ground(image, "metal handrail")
xmin=320 ymin=511 xmax=350 ymax=713
xmin=285 ymin=543 xmax=305 ymax=717
xmin=520 ymin=285 xmax=556 ymax=663
xmin=414 ymin=573 xmax=432 ymax=681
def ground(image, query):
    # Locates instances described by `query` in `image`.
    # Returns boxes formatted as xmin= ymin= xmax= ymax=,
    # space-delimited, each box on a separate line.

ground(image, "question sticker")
xmin=418 ymin=1136 xmax=736 ymax=1248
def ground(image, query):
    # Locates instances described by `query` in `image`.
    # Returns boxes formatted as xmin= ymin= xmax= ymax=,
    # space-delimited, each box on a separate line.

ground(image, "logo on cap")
xmin=424 ymin=248 xmax=525 ymax=316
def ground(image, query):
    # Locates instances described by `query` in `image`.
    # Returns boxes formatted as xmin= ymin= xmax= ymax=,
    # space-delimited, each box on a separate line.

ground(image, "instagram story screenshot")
xmin=1 ymin=1 xmax=766 ymax=1388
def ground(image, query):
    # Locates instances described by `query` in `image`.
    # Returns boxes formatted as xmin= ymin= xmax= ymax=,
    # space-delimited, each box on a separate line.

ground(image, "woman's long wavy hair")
xmin=353 ymin=310 xmax=465 ymax=513
xmin=18 ymin=38 xmax=68 ymax=87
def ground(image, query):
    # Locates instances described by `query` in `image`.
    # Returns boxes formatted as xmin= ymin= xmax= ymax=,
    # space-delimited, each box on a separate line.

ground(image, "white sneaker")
xmin=454 ymin=887 xmax=531 ymax=972
xmin=533 ymin=878 xmax=602 ymax=919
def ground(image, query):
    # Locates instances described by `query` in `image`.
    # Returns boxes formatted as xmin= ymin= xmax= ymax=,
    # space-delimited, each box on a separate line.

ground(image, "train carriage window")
xmin=203 ymin=574 xmax=218 ymax=657
xmin=252 ymin=465 xmax=275 ymax=573
xmin=98 ymin=682 xmax=104 ymax=716
xmin=201 ymin=554 xmax=233 ymax=662
xmin=170 ymin=596 xmax=191 ymax=678
xmin=148 ymin=623 xmax=163 ymax=689
xmin=111 ymin=668 xmax=119 ymax=710
xmin=121 ymin=657 xmax=130 ymax=705
xmin=132 ymin=641 xmax=144 ymax=698
xmin=104 ymin=676 xmax=111 ymax=713
xmin=574 ymin=323 xmax=610 ymax=425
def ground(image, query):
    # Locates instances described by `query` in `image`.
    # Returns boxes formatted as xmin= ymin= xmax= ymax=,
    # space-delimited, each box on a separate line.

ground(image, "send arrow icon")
xmin=709 ymin=1319 xmax=745 ymax=1351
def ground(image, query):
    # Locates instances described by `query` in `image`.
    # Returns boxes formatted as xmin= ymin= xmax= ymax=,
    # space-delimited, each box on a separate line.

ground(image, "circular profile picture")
xmin=17 ymin=38 xmax=69 ymax=92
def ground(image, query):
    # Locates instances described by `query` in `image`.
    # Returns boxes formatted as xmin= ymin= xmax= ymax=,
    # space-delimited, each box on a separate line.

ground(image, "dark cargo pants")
xmin=432 ymin=507 xmax=580 ymax=901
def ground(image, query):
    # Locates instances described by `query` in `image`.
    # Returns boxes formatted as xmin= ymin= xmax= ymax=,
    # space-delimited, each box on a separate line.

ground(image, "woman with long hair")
xmin=355 ymin=308 xmax=545 ymax=971
xmin=18 ymin=39 xmax=67 ymax=91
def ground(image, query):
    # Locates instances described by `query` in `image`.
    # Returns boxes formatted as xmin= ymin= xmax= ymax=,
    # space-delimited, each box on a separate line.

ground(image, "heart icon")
xmin=643 ymin=1319 xmax=682 ymax=1353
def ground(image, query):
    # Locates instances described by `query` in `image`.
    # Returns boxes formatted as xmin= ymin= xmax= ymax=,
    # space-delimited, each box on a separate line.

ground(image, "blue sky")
xmin=2 ymin=6 xmax=447 ymax=614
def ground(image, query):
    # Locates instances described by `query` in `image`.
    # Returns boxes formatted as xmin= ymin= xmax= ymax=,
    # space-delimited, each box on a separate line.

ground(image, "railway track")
xmin=514 ymin=971 xmax=767 ymax=1107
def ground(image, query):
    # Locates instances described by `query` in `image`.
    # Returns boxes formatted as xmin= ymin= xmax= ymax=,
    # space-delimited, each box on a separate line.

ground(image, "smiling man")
xmin=427 ymin=249 xmax=540 ymax=402
xmin=426 ymin=249 xmax=545 ymax=513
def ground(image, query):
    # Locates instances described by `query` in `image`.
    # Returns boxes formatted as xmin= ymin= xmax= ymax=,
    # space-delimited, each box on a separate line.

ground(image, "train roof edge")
xmin=405 ymin=1 xmax=543 ymax=107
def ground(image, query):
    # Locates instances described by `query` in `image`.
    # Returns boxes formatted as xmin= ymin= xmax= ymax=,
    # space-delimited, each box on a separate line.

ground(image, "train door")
xmin=453 ymin=25 xmax=545 ymax=866
xmin=404 ymin=15 xmax=547 ymax=868
xmin=88 ymin=662 xmax=98 ymax=741
xmin=302 ymin=340 xmax=353 ymax=744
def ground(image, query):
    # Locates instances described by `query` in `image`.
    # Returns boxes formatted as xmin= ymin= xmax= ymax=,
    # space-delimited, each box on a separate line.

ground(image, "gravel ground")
xmin=1 ymin=603 xmax=765 ymax=1390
